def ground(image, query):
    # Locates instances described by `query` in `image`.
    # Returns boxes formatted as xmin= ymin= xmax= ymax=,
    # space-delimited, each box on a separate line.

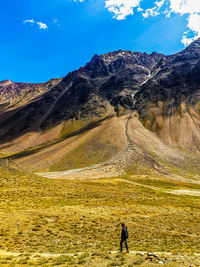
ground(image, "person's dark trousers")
xmin=120 ymin=239 xmax=129 ymax=252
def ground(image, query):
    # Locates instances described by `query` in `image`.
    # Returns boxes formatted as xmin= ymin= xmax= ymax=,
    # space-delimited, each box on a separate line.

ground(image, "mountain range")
xmin=0 ymin=39 xmax=200 ymax=176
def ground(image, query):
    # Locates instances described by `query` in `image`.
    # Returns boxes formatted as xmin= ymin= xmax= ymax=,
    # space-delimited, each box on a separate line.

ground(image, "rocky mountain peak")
xmin=80 ymin=49 xmax=165 ymax=82
xmin=185 ymin=38 xmax=200 ymax=50
xmin=0 ymin=80 xmax=13 ymax=86
xmin=174 ymin=38 xmax=200 ymax=62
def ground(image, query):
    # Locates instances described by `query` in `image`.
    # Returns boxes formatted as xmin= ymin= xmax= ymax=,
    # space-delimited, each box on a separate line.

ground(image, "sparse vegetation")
xmin=0 ymin=159 xmax=200 ymax=265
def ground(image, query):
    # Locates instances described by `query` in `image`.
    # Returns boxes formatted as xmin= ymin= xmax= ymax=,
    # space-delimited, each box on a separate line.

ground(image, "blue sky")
xmin=0 ymin=0 xmax=199 ymax=83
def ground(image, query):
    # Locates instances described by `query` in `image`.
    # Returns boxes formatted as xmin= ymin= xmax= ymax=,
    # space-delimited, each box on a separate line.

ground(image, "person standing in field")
xmin=120 ymin=223 xmax=129 ymax=253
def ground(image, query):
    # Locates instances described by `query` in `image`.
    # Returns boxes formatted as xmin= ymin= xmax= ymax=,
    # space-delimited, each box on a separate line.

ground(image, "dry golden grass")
xmin=1 ymin=159 xmax=200 ymax=266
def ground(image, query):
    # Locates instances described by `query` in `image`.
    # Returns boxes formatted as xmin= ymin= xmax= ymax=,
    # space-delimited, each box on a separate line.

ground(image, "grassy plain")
xmin=0 ymin=159 xmax=200 ymax=266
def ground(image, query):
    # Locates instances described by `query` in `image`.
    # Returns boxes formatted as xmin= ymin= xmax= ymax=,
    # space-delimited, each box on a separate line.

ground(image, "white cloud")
xmin=169 ymin=0 xmax=200 ymax=15
xmin=167 ymin=0 xmax=200 ymax=45
xmin=36 ymin=21 xmax=48 ymax=29
xmin=181 ymin=13 xmax=200 ymax=45
xmin=23 ymin=19 xmax=35 ymax=24
xmin=73 ymin=0 xmax=200 ymax=45
xmin=187 ymin=13 xmax=200 ymax=36
xmin=143 ymin=0 xmax=165 ymax=18
xmin=105 ymin=0 xmax=141 ymax=20
xmin=23 ymin=19 xmax=48 ymax=30
xmin=140 ymin=0 xmax=200 ymax=45
xmin=137 ymin=7 xmax=143 ymax=12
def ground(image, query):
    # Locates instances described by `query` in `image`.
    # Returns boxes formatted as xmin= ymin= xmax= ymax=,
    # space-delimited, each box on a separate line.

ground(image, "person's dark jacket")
xmin=121 ymin=226 xmax=128 ymax=240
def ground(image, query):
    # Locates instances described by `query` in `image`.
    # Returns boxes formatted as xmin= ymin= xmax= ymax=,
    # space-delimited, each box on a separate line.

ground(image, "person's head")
xmin=121 ymin=223 xmax=125 ymax=229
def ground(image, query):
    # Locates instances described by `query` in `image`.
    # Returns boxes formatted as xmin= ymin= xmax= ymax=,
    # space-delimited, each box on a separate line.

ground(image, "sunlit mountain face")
xmin=0 ymin=40 xmax=200 ymax=174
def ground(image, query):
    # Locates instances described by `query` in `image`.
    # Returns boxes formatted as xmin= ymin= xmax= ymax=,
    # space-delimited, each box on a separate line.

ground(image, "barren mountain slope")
xmin=0 ymin=40 xmax=200 ymax=174
xmin=0 ymin=78 xmax=62 ymax=125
